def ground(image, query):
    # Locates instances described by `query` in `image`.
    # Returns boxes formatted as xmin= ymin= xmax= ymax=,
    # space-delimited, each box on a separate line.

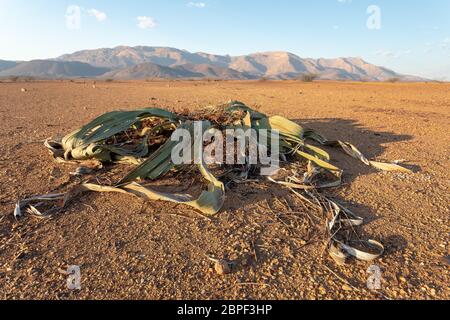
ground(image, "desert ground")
xmin=0 ymin=80 xmax=448 ymax=300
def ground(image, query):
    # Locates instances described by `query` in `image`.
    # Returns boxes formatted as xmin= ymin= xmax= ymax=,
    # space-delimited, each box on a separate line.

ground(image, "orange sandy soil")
xmin=0 ymin=80 xmax=448 ymax=300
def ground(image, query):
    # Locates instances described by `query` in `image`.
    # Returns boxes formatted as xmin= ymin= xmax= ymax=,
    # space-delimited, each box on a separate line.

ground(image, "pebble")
xmin=342 ymin=284 xmax=352 ymax=291
xmin=441 ymin=255 xmax=450 ymax=265
xmin=214 ymin=260 xmax=232 ymax=275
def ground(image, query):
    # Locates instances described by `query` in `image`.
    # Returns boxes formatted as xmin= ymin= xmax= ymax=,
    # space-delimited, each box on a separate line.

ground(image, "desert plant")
xmin=9 ymin=75 xmax=19 ymax=82
xmin=24 ymin=100 xmax=409 ymax=213
xmin=300 ymin=73 xmax=318 ymax=82
xmin=387 ymin=77 xmax=400 ymax=83
xmin=23 ymin=76 xmax=36 ymax=82
xmin=15 ymin=101 xmax=411 ymax=265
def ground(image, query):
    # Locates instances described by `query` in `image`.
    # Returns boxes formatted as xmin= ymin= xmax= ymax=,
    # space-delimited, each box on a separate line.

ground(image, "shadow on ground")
xmin=220 ymin=117 xmax=417 ymax=266
xmin=296 ymin=117 xmax=419 ymax=177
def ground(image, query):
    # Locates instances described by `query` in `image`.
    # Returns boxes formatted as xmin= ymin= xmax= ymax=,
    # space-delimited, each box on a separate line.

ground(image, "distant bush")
xmin=105 ymin=78 xmax=114 ymax=82
xmin=299 ymin=73 xmax=318 ymax=82
xmin=7 ymin=76 xmax=36 ymax=82
xmin=387 ymin=77 xmax=400 ymax=83
xmin=259 ymin=76 xmax=268 ymax=82
xmin=23 ymin=76 xmax=36 ymax=82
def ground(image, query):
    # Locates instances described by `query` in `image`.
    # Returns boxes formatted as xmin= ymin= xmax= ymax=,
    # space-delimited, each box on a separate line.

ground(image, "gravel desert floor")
xmin=0 ymin=80 xmax=448 ymax=300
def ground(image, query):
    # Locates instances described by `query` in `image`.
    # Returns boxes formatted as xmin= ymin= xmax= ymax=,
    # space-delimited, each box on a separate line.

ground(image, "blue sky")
xmin=1 ymin=0 xmax=449 ymax=79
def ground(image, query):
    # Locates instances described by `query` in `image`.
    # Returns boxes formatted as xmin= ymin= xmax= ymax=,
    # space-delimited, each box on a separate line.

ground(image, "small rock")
xmin=342 ymin=284 xmax=353 ymax=291
xmin=70 ymin=166 xmax=93 ymax=176
xmin=214 ymin=260 xmax=232 ymax=275
xmin=21 ymin=88 xmax=27 ymax=92
xmin=441 ymin=255 xmax=450 ymax=265
xmin=399 ymin=276 xmax=407 ymax=283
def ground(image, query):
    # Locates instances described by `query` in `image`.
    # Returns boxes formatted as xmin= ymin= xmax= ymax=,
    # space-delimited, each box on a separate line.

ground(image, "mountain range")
xmin=0 ymin=46 xmax=425 ymax=81
xmin=0 ymin=59 xmax=18 ymax=72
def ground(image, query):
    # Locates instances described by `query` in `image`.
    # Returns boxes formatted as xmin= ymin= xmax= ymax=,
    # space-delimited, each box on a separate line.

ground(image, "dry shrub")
xmin=300 ymin=73 xmax=318 ymax=82
xmin=387 ymin=77 xmax=400 ymax=83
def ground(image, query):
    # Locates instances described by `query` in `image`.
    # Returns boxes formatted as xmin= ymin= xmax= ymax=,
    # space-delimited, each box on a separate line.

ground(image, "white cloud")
xmin=137 ymin=16 xmax=158 ymax=29
xmin=187 ymin=2 xmax=206 ymax=8
xmin=376 ymin=50 xmax=395 ymax=58
xmin=376 ymin=49 xmax=412 ymax=59
xmin=419 ymin=26 xmax=440 ymax=30
xmin=65 ymin=5 xmax=81 ymax=30
xmin=440 ymin=38 xmax=450 ymax=49
xmin=337 ymin=0 xmax=352 ymax=3
xmin=88 ymin=8 xmax=107 ymax=22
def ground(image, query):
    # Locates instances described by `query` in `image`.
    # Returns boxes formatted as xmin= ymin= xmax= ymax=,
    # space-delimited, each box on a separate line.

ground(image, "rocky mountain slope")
xmin=0 ymin=46 xmax=425 ymax=81
xmin=0 ymin=60 xmax=110 ymax=78
xmin=0 ymin=60 xmax=18 ymax=72
xmin=58 ymin=46 xmax=423 ymax=81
